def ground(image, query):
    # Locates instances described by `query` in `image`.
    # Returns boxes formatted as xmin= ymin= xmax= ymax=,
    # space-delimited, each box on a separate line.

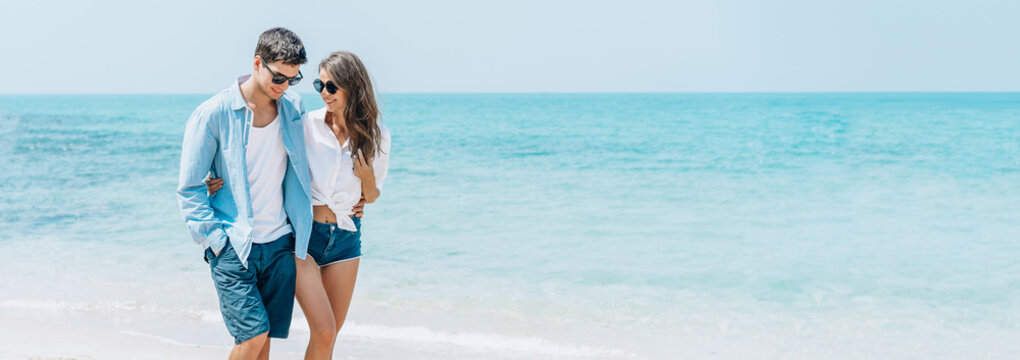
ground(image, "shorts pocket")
xmin=206 ymin=243 xmax=232 ymax=264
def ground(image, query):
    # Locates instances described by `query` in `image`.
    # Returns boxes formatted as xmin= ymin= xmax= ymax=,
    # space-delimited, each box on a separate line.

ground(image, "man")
xmin=177 ymin=27 xmax=313 ymax=360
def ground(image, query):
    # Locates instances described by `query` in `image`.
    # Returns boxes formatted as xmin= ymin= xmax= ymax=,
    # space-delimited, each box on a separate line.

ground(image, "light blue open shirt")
xmin=177 ymin=75 xmax=313 ymax=267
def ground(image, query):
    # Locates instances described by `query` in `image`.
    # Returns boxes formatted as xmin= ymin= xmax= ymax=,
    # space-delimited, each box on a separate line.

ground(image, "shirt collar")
xmin=227 ymin=75 xmax=252 ymax=111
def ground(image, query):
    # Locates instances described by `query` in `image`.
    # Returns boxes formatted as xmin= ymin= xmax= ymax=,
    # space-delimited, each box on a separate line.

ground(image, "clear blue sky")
xmin=1 ymin=0 xmax=1018 ymax=93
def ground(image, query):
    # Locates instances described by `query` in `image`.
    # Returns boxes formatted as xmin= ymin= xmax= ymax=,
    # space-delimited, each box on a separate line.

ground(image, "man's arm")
xmin=176 ymin=106 xmax=228 ymax=255
xmin=353 ymin=195 xmax=365 ymax=218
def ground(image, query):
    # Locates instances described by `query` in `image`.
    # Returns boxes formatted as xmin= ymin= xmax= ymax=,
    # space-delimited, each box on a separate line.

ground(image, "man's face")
xmin=253 ymin=57 xmax=301 ymax=100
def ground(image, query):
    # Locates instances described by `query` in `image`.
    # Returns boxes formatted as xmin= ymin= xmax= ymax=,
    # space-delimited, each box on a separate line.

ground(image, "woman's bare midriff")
xmin=313 ymin=205 xmax=342 ymax=224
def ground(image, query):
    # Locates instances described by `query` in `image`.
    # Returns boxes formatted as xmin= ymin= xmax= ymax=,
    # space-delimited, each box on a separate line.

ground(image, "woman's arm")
xmin=353 ymin=127 xmax=390 ymax=205
xmin=354 ymin=148 xmax=381 ymax=203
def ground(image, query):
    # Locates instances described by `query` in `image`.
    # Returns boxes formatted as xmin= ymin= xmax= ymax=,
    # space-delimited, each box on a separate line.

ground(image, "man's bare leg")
xmin=256 ymin=338 xmax=271 ymax=360
xmin=230 ymin=332 xmax=268 ymax=360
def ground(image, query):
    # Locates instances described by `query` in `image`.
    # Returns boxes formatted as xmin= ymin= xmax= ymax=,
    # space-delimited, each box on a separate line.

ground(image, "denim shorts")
xmin=307 ymin=217 xmax=362 ymax=266
xmin=205 ymin=234 xmax=296 ymax=344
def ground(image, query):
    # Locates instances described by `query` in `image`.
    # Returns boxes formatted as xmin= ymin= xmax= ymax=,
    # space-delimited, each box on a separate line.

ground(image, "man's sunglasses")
xmin=257 ymin=56 xmax=303 ymax=85
xmin=313 ymin=79 xmax=340 ymax=95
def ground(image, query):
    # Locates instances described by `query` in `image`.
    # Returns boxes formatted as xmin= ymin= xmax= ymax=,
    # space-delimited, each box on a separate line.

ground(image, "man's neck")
xmin=239 ymin=77 xmax=274 ymax=111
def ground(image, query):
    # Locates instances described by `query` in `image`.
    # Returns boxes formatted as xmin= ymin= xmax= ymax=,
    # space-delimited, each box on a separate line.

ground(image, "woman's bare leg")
xmin=294 ymin=256 xmax=337 ymax=360
xmin=320 ymin=258 xmax=360 ymax=344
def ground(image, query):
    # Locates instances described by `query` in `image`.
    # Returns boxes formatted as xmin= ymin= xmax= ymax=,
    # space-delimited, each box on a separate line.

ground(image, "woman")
xmin=207 ymin=51 xmax=390 ymax=359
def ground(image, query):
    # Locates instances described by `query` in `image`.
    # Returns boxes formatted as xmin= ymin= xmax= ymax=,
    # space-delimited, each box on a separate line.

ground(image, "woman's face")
xmin=318 ymin=69 xmax=347 ymax=114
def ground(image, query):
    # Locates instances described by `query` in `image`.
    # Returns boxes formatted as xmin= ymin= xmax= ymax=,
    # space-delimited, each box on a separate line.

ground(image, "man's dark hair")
xmin=254 ymin=27 xmax=308 ymax=65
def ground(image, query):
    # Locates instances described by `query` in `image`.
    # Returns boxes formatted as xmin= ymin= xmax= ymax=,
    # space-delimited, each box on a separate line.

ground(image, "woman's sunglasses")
xmin=313 ymin=78 xmax=339 ymax=95
xmin=257 ymin=56 xmax=303 ymax=85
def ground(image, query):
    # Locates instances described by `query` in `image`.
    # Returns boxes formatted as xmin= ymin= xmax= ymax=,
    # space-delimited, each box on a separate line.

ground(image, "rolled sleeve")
xmin=176 ymin=105 xmax=227 ymax=252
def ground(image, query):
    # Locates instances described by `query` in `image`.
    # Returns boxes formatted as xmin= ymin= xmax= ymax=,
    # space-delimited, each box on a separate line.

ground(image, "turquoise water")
xmin=1 ymin=93 xmax=1019 ymax=358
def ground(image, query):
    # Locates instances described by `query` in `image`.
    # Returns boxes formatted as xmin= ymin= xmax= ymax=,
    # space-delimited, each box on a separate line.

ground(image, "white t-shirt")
xmin=246 ymin=115 xmax=293 ymax=244
xmin=304 ymin=107 xmax=391 ymax=232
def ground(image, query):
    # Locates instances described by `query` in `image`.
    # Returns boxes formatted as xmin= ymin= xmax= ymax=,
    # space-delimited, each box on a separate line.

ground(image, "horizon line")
xmin=2 ymin=90 xmax=1020 ymax=96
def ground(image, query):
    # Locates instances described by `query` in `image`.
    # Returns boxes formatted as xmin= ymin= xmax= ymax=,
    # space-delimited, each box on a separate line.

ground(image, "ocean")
xmin=1 ymin=93 xmax=1019 ymax=359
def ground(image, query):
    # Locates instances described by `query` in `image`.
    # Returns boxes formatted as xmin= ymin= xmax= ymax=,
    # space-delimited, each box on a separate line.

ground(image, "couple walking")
xmin=176 ymin=27 xmax=391 ymax=359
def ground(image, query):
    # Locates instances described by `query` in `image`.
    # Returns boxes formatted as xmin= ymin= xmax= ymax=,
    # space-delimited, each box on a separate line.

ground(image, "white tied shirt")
xmin=246 ymin=115 xmax=293 ymax=244
xmin=304 ymin=108 xmax=391 ymax=232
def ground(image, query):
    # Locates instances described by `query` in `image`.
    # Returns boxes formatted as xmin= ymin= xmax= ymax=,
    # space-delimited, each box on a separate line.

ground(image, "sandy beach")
xmin=0 ymin=314 xmax=228 ymax=360
xmin=0 ymin=304 xmax=641 ymax=360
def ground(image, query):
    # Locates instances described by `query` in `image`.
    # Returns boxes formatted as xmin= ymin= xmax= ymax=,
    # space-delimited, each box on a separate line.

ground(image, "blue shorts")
xmin=307 ymin=217 xmax=362 ymax=266
xmin=205 ymin=234 xmax=296 ymax=344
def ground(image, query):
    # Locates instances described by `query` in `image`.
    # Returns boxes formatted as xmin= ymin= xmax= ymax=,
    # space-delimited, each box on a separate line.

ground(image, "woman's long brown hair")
xmin=320 ymin=51 xmax=383 ymax=162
